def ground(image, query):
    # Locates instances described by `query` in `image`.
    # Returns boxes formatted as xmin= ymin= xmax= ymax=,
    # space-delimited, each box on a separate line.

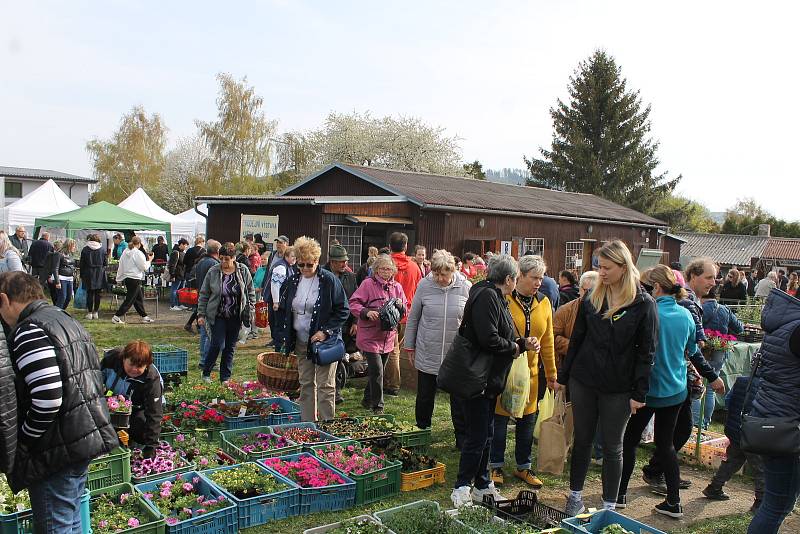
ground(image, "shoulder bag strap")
xmin=740 ymin=351 xmax=762 ymax=418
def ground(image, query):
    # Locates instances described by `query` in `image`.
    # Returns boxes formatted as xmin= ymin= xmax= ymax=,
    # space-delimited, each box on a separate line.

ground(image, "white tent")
xmin=3 ymin=179 xmax=80 ymax=234
xmin=175 ymin=203 xmax=207 ymax=238
xmin=117 ymin=188 xmax=196 ymax=242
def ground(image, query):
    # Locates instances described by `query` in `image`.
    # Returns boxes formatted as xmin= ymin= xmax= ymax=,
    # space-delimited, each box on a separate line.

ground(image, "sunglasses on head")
xmin=297 ymin=262 xmax=315 ymax=269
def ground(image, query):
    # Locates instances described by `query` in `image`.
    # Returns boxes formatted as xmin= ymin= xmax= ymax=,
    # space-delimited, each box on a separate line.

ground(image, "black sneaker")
xmin=654 ymin=500 xmax=684 ymax=518
xmin=616 ymin=494 xmax=627 ymax=509
xmin=385 ymin=389 xmax=400 ymax=397
xmin=679 ymin=478 xmax=692 ymax=489
xmin=643 ymin=473 xmax=667 ymax=495
xmin=702 ymin=485 xmax=730 ymax=501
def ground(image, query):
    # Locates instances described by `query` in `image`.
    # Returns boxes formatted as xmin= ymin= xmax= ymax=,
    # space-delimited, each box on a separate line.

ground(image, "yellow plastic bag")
xmin=500 ymin=355 xmax=530 ymax=418
xmin=533 ymin=387 xmax=555 ymax=440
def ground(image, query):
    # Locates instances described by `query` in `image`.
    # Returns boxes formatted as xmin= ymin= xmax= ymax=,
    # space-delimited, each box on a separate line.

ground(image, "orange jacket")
xmin=391 ymin=253 xmax=422 ymax=323
xmin=553 ymin=296 xmax=581 ymax=367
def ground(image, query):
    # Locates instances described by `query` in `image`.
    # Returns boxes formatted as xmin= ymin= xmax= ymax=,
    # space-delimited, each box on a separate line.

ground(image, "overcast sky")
xmin=2 ymin=1 xmax=798 ymax=219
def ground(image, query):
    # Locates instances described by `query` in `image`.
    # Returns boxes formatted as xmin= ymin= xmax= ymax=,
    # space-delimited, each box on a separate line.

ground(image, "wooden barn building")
xmin=199 ymin=162 xmax=668 ymax=273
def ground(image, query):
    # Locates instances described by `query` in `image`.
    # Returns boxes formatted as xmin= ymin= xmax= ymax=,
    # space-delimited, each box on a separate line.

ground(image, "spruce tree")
xmin=525 ymin=50 xmax=680 ymax=213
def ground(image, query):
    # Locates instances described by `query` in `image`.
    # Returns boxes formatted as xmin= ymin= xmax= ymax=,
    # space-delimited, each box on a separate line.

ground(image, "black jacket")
xmin=277 ymin=267 xmax=350 ymax=358
xmin=558 ymin=287 xmax=658 ymax=402
xmin=746 ymin=275 xmax=756 ymax=297
xmin=28 ymin=239 xmax=53 ymax=269
xmin=0 ymin=326 xmax=17 ymax=474
xmin=9 ymin=235 xmax=28 ymax=259
xmin=720 ymin=281 xmax=747 ymax=302
xmin=324 ymin=265 xmax=359 ymax=352
xmin=79 ymin=244 xmax=108 ymax=291
xmin=8 ymin=301 xmax=117 ymax=491
xmin=558 ymin=285 xmax=580 ymax=307
xmin=101 ymin=350 xmax=163 ymax=448
xmin=751 ymin=289 xmax=800 ymax=420
xmin=51 ymin=252 xmax=76 ymax=280
xmin=182 ymin=245 xmax=205 ymax=273
xmin=152 ymin=243 xmax=169 ymax=263
xmin=725 ymin=375 xmax=761 ymax=445
xmin=461 ymin=280 xmax=525 ymax=397
xmin=168 ymin=247 xmax=186 ymax=281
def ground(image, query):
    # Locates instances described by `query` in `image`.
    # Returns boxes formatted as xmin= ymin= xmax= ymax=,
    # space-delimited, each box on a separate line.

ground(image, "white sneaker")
xmin=142 ymin=316 xmax=154 ymax=323
xmin=112 ymin=316 xmax=124 ymax=324
xmin=85 ymin=313 xmax=94 ymax=320
xmin=472 ymin=482 xmax=504 ymax=504
xmin=451 ymin=485 xmax=472 ymax=508
xmin=180 ymin=305 xmax=190 ymax=311
xmin=170 ymin=306 xmax=182 ymax=311
xmin=93 ymin=312 xmax=100 ymax=319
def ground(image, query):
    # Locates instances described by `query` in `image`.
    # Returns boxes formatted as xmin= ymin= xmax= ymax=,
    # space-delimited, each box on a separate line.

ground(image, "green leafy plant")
xmin=207 ymin=463 xmax=286 ymax=499
xmin=381 ymin=503 xmax=462 ymax=534
xmin=328 ymin=517 xmax=389 ymax=533
xmin=0 ymin=475 xmax=29 ymax=514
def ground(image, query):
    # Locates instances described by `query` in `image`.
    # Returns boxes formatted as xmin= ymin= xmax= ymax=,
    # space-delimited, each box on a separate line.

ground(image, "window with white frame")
xmin=565 ymin=241 xmax=584 ymax=273
xmin=523 ymin=238 xmax=545 ymax=256
xmin=328 ymin=225 xmax=363 ymax=269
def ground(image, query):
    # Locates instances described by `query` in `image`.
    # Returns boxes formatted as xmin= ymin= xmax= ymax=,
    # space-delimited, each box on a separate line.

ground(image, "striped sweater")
xmin=11 ymin=322 xmax=63 ymax=443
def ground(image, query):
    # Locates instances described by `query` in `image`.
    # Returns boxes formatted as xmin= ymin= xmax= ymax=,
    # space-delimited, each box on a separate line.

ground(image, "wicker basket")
xmin=257 ymin=352 xmax=300 ymax=392
xmin=260 ymin=351 xmax=299 ymax=370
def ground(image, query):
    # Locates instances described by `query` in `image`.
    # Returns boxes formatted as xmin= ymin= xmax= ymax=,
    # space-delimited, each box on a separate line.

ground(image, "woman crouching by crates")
xmin=101 ymin=340 xmax=164 ymax=456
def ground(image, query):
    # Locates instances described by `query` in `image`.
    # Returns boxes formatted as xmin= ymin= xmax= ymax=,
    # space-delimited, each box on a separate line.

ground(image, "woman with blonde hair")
xmin=0 ymin=232 xmax=24 ymax=273
xmin=617 ymin=265 xmax=695 ymax=518
xmin=356 ymin=246 xmax=380 ymax=285
xmin=558 ymin=240 xmax=657 ymax=515
xmin=276 ymin=236 xmax=349 ymax=421
xmin=52 ymin=238 xmax=77 ymax=309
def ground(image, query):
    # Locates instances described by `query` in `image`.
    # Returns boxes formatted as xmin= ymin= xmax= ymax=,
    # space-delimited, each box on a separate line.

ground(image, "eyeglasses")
xmin=297 ymin=262 xmax=316 ymax=269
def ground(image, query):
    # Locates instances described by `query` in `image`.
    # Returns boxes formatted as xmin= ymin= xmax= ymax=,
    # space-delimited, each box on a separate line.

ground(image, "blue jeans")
xmin=170 ymin=280 xmax=185 ymax=307
xmin=490 ymin=411 xmax=536 ymax=470
xmin=29 ymin=460 xmax=89 ymax=533
xmin=692 ymin=352 xmax=726 ymax=428
xmin=198 ymin=324 xmax=209 ymax=367
xmin=747 ymin=454 xmax=800 ymax=534
xmin=55 ymin=279 xmax=73 ymax=310
xmin=454 ymin=395 xmax=496 ymax=489
xmin=203 ymin=316 xmax=240 ymax=382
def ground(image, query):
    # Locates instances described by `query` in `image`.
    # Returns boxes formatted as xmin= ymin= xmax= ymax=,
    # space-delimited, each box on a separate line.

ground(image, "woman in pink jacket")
xmin=349 ymin=254 xmax=408 ymax=414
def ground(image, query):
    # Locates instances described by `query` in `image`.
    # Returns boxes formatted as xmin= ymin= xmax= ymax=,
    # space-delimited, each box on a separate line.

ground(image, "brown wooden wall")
xmin=322 ymin=203 xmax=412 ymax=217
xmin=291 ymin=167 xmax=391 ymax=196
xmin=661 ymin=236 xmax=682 ymax=266
xmin=207 ymin=203 xmax=323 ymax=246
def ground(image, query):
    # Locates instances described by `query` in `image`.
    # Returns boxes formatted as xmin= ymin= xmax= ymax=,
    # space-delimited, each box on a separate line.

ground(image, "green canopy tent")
xmin=34 ymin=201 xmax=172 ymax=244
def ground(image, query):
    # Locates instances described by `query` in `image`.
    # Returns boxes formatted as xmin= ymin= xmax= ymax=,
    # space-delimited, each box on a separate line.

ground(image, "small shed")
xmin=676 ymin=232 xmax=769 ymax=270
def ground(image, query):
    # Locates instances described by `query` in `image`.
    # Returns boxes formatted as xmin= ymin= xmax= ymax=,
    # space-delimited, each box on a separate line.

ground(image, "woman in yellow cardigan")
xmin=489 ymin=254 xmax=558 ymax=488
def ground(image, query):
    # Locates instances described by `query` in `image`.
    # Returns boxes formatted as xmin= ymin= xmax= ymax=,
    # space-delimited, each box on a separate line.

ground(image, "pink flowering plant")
xmin=224 ymin=379 xmax=278 ymax=400
xmin=314 ymin=443 xmax=388 ymax=476
xmin=704 ymin=329 xmax=738 ymax=352
xmin=144 ymin=474 xmax=228 ymax=526
xmin=171 ymin=433 xmax=233 ymax=469
xmin=231 ymin=431 xmax=293 ymax=455
xmin=273 ymin=426 xmax=328 ymax=444
xmin=106 ymin=394 xmax=132 ymax=414
xmin=92 ymin=491 xmax=146 ymax=533
xmin=131 ymin=442 xmax=189 ymax=480
xmin=171 ymin=400 xmax=225 ymax=430
xmin=263 ymin=455 xmax=345 ymax=488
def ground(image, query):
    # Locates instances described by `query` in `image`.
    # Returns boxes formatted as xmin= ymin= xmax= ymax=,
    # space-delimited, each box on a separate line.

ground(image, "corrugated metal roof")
xmin=675 ymin=232 xmax=769 ymax=266
xmin=0 ymin=166 xmax=95 ymax=183
xmin=339 ymin=164 xmax=666 ymax=226
xmin=762 ymin=238 xmax=800 ymax=260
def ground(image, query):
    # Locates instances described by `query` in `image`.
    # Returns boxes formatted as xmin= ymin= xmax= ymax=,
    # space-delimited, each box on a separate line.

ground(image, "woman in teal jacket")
xmin=617 ymin=265 xmax=696 ymax=519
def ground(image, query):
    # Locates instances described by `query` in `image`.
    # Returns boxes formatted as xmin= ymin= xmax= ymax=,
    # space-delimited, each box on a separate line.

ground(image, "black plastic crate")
xmin=481 ymin=490 xmax=567 ymax=529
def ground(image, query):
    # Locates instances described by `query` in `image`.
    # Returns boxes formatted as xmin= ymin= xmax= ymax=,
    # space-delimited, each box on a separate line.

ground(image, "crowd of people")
xmin=3 ymin=223 xmax=800 ymax=533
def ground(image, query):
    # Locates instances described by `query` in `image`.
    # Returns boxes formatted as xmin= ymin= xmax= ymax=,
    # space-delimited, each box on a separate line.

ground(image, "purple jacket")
xmin=349 ymin=275 xmax=408 ymax=354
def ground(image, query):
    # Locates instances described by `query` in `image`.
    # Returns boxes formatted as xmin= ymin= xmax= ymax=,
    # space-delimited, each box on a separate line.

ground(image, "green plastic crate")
xmin=394 ymin=427 xmax=432 ymax=448
xmin=311 ymin=440 xmax=401 ymax=505
xmin=89 ymin=482 xmax=165 ymax=534
xmin=220 ymin=425 xmax=301 ymax=461
xmin=87 ymin=447 xmax=131 ymax=492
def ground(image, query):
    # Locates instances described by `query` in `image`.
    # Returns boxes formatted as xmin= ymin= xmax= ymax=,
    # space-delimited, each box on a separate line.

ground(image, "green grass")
xmin=79 ymin=304 xmax=753 ymax=533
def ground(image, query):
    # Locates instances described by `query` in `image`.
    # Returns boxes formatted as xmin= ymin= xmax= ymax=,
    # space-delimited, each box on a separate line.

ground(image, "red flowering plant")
xmin=141 ymin=474 xmax=228 ymax=526
xmin=224 ymin=379 xmax=280 ymax=400
xmin=703 ymin=329 xmax=738 ymax=352
xmin=263 ymin=455 xmax=345 ymax=488
xmin=171 ymin=400 xmax=224 ymax=431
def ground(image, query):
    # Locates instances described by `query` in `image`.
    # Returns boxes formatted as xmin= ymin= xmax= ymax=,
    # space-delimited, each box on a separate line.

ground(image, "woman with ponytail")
xmin=558 ymin=240 xmax=657 ymax=515
xmin=616 ymin=265 xmax=696 ymax=519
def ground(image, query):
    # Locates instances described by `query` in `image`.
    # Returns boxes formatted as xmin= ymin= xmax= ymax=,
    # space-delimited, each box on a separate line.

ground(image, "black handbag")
xmin=740 ymin=352 xmax=800 ymax=455
xmin=378 ymin=297 xmax=402 ymax=331
xmin=310 ymin=334 xmax=346 ymax=366
xmin=436 ymin=288 xmax=493 ymax=398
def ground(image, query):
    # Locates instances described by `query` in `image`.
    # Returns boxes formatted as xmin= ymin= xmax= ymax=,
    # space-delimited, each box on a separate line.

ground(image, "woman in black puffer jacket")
xmin=747 ymin=289 xmax=800 ymax=534
xmin=52 ymin=239 xmax=77 ymax=310
xmin=448 ymin=254 xmax=534 ymax=508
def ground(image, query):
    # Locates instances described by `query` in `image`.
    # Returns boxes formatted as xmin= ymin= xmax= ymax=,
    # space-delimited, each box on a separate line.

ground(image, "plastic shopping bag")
xmin=537 ymin=389 xmax=570 ymax=475
xmin=533 ymin=387 xmax=555 ymax=440
xmin=74 ymin=285 xmax=87 ymax=309
xmin=500 ymin=355 xmax=531 ymax=418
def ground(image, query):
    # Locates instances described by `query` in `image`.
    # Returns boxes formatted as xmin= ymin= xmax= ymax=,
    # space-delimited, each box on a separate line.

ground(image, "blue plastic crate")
xmin=259 ymin=453 xmax=356 ymax=514
xmin=200 ymin=462 xmax=300 ymax=529
xmin=0 ymin=489 xmax=89 ymax=534
xmin=135 ymin=471 xmax=238 ymax=534
xmin=261 ymin=398 xmax=301 ymax=425
xmin=152 ymin=345 xmax=188 ymax=375
xmin=269 ymin=422 xmax=347 ymax=452
xmin=218 ymin=401 xmax=266 ymax=430
xmin=562 ymin=510 xmax=666 ymax=534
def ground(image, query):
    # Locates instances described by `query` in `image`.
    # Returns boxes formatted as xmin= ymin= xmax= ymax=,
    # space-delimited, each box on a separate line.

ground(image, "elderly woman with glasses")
xmin=277 ymin=236 xmax=350 ymax=421
xmin=197 ymin=242 xmax=255 ymax=383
